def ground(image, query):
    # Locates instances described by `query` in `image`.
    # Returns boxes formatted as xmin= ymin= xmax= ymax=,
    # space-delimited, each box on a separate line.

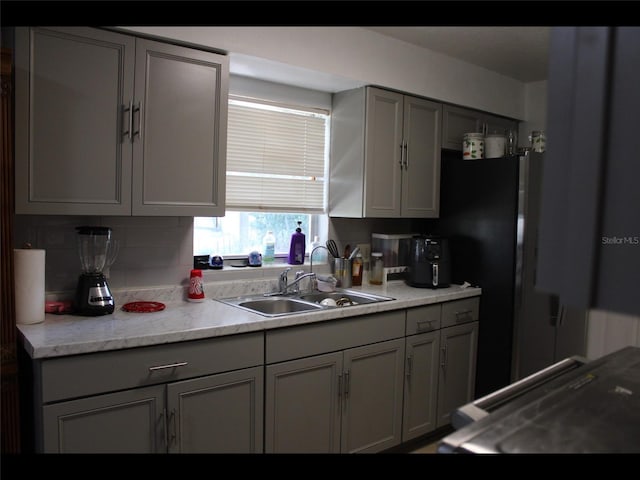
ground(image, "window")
xmin=194 ymin=95 xmax=330 ymax=259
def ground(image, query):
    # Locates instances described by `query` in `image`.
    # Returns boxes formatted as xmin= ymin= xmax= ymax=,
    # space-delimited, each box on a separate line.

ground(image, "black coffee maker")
xmin=74 ymin=226 xmax=115 ymax=315
xmin=406 ymin=235 xmax=451 ymax=288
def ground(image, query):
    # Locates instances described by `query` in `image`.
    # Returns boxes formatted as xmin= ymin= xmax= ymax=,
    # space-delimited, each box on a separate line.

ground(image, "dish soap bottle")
xmin=310 ymin=235 xmax=326 ymax=263
xmin=263 ymin=230 xmax=276 ymax=264
xmin=288 ymin=221 xmax=306 ymax=265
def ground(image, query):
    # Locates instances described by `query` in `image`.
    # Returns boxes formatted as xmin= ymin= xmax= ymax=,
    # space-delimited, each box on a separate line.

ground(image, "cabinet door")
xmin=166 ymin=366 xmax=263 ymax=453
xmin=132 ymin=39 xmax=228 ymax=216
xmin=42 ymin=385 xmax=165 ymax=453
xmin=436 ymin=321 xmax=478 ymax=428
xmin=265 ymin=352 xmax=342 ymax=453
xmin=401 ymin=96 xmax=442 ymax=217
xmin=363 ymin=87 xmax=403 ymax=217
xmin=441 ymin=104 xmax=483 ymax=150
xmin=483 ymin=113 xmax=518 ymax=137
xmin=342 ymin=338 xmax=405 ymax=453
xmin=15 ymin=27 xmax=134 ymax=215
xmin=402 ymin=331 xmax=440 ymax=441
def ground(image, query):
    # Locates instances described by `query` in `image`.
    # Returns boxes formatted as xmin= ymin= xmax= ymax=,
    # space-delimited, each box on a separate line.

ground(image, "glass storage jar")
xmin=370 ymin=252 xmax=384 ymax=285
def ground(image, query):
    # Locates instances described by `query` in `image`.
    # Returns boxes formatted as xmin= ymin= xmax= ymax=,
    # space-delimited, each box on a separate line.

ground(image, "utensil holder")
xmin=333 ymin=258 xmax=352 ymax=288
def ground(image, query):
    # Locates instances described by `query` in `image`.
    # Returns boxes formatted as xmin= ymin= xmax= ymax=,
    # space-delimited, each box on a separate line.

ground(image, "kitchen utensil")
xmin=343 ymin=244 xmax=351 ymax=259
xmin=347 ymin=246 xmax=360 ymax=260
xmin=326 ymin=239 xmax=340 ymax=259
xmin=122 ymin=301 xmax=166 ymax=313
xmin=74 ymin=226 xmax=115 ymax=316
xmin=333 ymin=257 xmax=352 ymax=288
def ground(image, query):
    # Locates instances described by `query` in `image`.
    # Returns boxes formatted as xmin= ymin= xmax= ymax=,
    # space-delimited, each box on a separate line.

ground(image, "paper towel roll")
xmin=14 ymin=248 xmax=46 ymax=325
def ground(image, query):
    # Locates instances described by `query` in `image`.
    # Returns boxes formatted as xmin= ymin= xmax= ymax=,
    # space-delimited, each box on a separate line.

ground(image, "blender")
xmin=74 ymin=226 xmax=115 ymax=315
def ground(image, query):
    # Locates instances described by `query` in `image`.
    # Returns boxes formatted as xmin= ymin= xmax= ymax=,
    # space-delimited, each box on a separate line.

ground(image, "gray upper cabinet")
xmin=15 ymin=27 xmax=228 ymax=216
xmin=442 ymin=104 xmax=518 ymax=151
xmin=329 ymin=86 xmax=442 ymax=218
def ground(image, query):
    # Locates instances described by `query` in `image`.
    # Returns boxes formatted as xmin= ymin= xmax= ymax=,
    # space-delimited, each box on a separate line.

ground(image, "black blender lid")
xmin=76 ymin=226 xmax=111 ymax=235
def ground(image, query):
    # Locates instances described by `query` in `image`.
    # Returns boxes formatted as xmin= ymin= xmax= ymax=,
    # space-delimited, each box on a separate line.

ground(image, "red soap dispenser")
xmin=287 ymin=221 xmax=306 ymax=265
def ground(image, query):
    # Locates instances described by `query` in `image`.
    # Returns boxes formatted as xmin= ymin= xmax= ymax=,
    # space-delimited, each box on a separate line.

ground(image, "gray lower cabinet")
xmin=264 ymin=311 xmax=406 ymax=453
xmin=402 ymin=303 xmax=441 ymax=441
xmin=442 ymin=104 xmax=518 ymax=151
xmin=15 ymin=26 xmax=228 ymax=216
xmin=36 ymin=333 xmax=263 ymax=453
xmin=436 ymin=321 xmax=479 ymax=428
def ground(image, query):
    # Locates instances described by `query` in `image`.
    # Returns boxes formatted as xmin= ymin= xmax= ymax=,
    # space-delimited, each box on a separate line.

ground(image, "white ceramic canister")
xmin=485 ymin=133 xmax=507 ymax=158
xmin=463 ymin=133 xmax=484 ymax=160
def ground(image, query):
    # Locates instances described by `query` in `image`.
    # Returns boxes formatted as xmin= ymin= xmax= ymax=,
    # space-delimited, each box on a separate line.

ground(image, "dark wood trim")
xmin=1 ymin=46 xmax=21 ymax=454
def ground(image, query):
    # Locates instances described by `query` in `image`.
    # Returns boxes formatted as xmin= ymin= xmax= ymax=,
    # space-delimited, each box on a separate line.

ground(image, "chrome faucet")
xmin=310 ymin=245 xmax=330 ymax=274
xmin=265 ymin=268 xmax=316 ymax=296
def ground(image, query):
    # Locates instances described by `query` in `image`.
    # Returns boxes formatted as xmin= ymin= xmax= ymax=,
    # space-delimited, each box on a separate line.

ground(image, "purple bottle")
xmin=287 ymin=221 xmax=306 ymax=265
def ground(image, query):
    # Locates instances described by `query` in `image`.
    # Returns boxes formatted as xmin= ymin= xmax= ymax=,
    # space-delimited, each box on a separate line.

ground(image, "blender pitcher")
xmin=74 ymin=226 xmax=115 ymax=315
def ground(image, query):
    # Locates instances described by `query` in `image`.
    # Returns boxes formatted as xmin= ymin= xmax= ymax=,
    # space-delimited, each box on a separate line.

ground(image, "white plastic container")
xmin=263 ymin=231 xmax=275 ymax=263
xmin=485 ymin=134 xmax=506 ymax=158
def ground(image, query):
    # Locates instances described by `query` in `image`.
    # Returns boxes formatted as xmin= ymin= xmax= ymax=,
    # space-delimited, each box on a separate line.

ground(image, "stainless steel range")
xmin=438 ymin=346 xmax=640 ymax=453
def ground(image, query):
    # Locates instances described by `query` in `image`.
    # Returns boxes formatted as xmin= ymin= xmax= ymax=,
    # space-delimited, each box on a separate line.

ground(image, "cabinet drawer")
xmin=441 ymin=297 xmax=480 ymax=328
xmin=406 ymin=304 xmax=441 ymax=335
xmin=40 ymin=333 xmax=264 ymax=403
xmin=266 ymin=310 xmax=405 ymax=364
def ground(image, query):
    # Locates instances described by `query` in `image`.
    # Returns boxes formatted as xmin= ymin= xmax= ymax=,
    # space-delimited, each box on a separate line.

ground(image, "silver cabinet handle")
xmin=404 ymin=140 xmax=409 ymax=170
xmin=133 ymin=102 xmax=142 ymax=140
xmin=168 ymin=408 xmax=177 ymax=445
xmin=406 ymin=355 xmax=413 ymax=380
xmin=149 ymin=361 xmax=188 ymax=371
xmin=455 ymin=309 xmax=473 ymax=321
xmin=122 ymin=101 xmax=133 ymax=141
xmin=344 ymin=370 xmax=350 ymax=398
xmin=441 ymin=345 xmax=447 ymax=369
xmin=399 ymin=141 xmax=405 ymax=168
xmin=416 ymin=320 xmax=434 ymax=332
xmin=432 ymin=263 xmax=439 ymax=286
xmin=338 ymin=373 xmax=343 ymax=398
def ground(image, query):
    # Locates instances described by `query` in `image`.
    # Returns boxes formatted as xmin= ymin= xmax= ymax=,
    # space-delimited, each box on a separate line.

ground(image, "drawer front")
xmin=406 ymin=304 xmax=441 ymax=335
xmin=266 ymin=310 xmax=405 ymax=364
xmin=40 ymin=332 xmax=264 ymax=403
xmin=441 ymin=297 xmax=480 ymax=328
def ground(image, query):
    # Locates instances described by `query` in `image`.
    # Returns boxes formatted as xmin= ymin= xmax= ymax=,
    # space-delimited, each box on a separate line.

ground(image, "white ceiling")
xmin=364 ymin=27 xmax=550 ymax=83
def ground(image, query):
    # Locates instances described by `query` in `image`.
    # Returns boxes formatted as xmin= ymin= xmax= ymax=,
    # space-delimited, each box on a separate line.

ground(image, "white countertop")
xmin=17 ymin=281 xmax=481 ymax=359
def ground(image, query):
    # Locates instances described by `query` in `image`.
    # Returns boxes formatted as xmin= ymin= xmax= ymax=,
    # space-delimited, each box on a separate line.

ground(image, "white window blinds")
xmin=225 ymin=97 xmax=328 ymax=213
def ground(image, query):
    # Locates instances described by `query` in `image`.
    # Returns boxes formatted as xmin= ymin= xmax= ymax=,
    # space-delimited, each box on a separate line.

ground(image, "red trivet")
xmin=122 ymin=301 xmax=166 ymax=313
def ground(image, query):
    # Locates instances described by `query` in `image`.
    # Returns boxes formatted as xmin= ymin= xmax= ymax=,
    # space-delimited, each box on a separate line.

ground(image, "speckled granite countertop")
xmin=17 ymin=280 xmax=481 ymax=360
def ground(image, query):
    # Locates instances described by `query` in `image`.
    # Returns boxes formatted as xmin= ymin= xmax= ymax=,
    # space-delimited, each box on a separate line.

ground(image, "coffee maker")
xmin=406 ymin=235 xmax=451 ymax=288
xmin=74 ymin=226 xmax=115 ymax=315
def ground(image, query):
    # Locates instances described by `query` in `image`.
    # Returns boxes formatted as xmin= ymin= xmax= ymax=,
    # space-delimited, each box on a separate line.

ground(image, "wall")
xmin=586 ymin=309 xmax=640 ymax=360
xmin=519 ymin=80 xmax=548 ymax=148
xmin=13 ymin=28 xmax=539 ymax=295
xmin=118 ymin=26 xmax=527 ymax=120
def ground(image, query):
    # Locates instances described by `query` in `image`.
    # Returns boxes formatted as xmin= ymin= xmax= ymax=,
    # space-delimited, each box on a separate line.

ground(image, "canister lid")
xmin=372 ymin=252 xmax=383 ymax=257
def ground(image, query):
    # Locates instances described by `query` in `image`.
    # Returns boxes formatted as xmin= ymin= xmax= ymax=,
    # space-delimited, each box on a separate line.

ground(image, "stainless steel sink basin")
xmin=238 ymin=298 xmax=324 ymax=316
xmin=298 ymin=289 xmax=394 ymax=306
xmin=217 ymin=288 xmax=394 ymax=317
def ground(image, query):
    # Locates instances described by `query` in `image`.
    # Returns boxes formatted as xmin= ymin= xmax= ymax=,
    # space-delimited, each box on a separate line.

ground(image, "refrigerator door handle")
xmin=549 ymin=294 xmax=561 ymax=326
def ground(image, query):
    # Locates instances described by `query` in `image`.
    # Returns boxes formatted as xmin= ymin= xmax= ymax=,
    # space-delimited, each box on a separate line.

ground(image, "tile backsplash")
xmin=14 ymin=215 xmax=194 ymax=294
xmin=14 ymin=214 xmax=423 ymax=297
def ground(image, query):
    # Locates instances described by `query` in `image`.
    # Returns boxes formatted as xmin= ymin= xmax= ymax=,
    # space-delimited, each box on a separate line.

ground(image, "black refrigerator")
xmin=426 ymin=149 xmax=587 ymax=398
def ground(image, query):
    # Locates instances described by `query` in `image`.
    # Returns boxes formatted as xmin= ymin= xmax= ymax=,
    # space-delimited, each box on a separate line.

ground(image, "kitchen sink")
xmin=217 ymin=289 xmax=394 ymax=317
xmin=298 ymin=289 xmax=394 ymax=306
